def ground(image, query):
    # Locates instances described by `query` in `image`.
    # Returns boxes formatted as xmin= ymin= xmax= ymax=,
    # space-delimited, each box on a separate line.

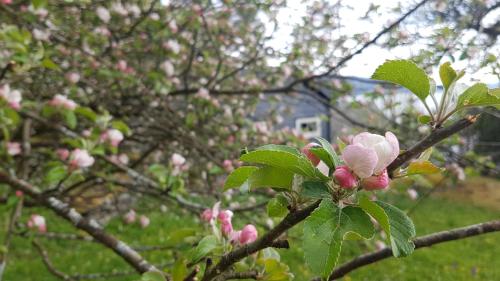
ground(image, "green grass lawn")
xmin=2 ymin=186 xmax=500 ymax=281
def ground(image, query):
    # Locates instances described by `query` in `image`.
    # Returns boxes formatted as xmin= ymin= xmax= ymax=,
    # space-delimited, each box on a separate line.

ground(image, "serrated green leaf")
xmin=240 ymin=150 xmax=328 ymax=181
xmin=376 ymin=201 xmax=416 ymax=257
xmin=189 ymin=235 xmax=217 ymax=263
xmin=371 ymin=60 xmax=430 ymax=101
xmin=315 ymin=137 xmax=341 ymax=168
xmin=455 ymin=84 xmax=500 ymax=110
xmin=359 ymin=195 xmax=390 ymax=237
xmin=301 ymin=181 xmax=331 ymax=199
xmin=309 ymin=147 xmax=334 ymax=169
xmin=263 ymin=259 xmax=294 ymax=281
xmin=267 ymin=195 xmax=288 ymax=217
xmin=141 ymin=271 xmax=166 ymax=281
xmin=407 ymin=160 xmax=441 ymax=175
xmin=303 ymin=200 xmax=374 ymax=278
xmin=249 ymin=166 xmax=294 ymax=190
xmin=223 ymin=166 xmax=258 ymax=191
xmin=439 ymin=62 xmax=457 ymax=91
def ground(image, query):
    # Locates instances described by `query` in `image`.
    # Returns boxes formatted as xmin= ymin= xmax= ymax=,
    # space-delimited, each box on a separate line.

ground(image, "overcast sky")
xmin=268 ymin=0 xmax=499 ymax=84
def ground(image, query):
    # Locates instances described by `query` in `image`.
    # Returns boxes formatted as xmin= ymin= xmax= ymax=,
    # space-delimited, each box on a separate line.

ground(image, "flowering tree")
xmin=0 ymin=0 xmax=499 ymax=281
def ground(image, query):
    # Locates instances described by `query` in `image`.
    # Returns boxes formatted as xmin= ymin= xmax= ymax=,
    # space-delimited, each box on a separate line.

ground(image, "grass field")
xmin=2 ymin=177 xmax=500 ymax=281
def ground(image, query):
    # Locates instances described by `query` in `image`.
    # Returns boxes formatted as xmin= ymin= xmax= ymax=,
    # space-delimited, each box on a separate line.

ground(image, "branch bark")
xmin=327 ymin=220 xmax=500 ymax=280
xmin=0 ymin=171 xmax=156 ymax=274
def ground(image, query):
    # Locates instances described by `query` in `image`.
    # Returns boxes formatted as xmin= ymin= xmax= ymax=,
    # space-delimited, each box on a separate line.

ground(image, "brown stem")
xmin=32 ymin=240 xmax=75 ymax=281
xmin=327 ymin=220 xmax=500 ymax=280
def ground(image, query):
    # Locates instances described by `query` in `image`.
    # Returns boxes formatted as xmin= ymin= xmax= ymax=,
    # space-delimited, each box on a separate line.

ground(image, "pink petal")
xmin=342 ymin=144 xmax=378 ymax=178
xmin=385 ymin=131 xmax=399 ymax=164
xmin=333 ymin=166 xmax=358 ymax=189
xmin=362 ymin=169 xmax=390 ymax=190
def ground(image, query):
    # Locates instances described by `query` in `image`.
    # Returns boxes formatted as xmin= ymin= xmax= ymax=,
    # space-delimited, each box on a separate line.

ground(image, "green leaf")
xmin=248 ymin=166 xmax=294 ymax=190
xmin=2 ymin=108 xmax=20 ymax=127
xmin=63 ymin=110 xmax=77 ymax=129
xmin=141 ymin=271 xmax=166 ymax=281
xmin=240 ymin=149 xmax=328 ymax=180
xmin=359 ymin=196 xmax=390 ymax=238
xmin=407 ymin=160 xmax=442 ymax=176
xmin=309 ymin=147 xmax=334 ymax=168
xmin=75 ymin=107 xmax=97 ymax=121
xmin=263 ymin=259 xmax=294 ymax=281
xmin=41 ymin=57 xmax=59 ymax=70
xmin=303 ymin=200 xmax=374 ymax=278
xmin=371 ymin=60 xmax=430 ymax=101
xmin=439 ymin=62 xmax=457 ymax=91
xmin=267 ymin=195 xmax=288 ymax=217
xmin=171 ymin=259 xmax=187 ymax=281
xmin=455 ymin=84 xmax=500 ymax=110
xmin=376 ymin=201 xmax=416 ymax=257
xmin=111 ymin=120 xmax=132 ymax=135
xmin=223 ymin=166 xmax=258 ymax=191
xmin=189 ymin=235 xmax=217 ymax=263
xmin=43 ymin=165 xmax=68 ymax=185
xmin=315 ymin=137 xmax=342 ymax=168
xmin=256 ymin=144 xmax=300 ymax=155
xmin=301 ymin=181 xmax=331 ymax=199
xmin=418 ymin=115 xmax=432 ymax=125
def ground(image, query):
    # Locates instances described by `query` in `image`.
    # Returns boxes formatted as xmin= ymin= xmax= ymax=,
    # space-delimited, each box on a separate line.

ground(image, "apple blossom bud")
xmin=361 ymin=169 xmax=390 ymax=190
xmin=201 ymin=209 xmax=213 ymax=222
xmin=101 ymin=129 xmax=124 ymax=147
xmin=171 ymin=153 xmax=186 ymax=166
xmin=48 ymin=95 xmax=77 ymax=110
xmin=6 ymin=142 xmax=21 ymax=156
xmin=223 ymin=159 xmax=234 ymax=172
xmin=407 ymin=188 xmax=418 ymax=200
xmin=123 ymin=209 xmax=136 ymax=224
xmin=230 ymin=230 xmax=241 ymax=244
xmin=57 ymin=149 xmax=70 ymax=161
xmin=239 ymin=224 xmax=258 ymax=244
xmin=69 ymin=149 xmax=95 ymax=169
xmin=140 ymin=215 xmax=150 ymax=228
xmin=221 ymin=220 xmax=233 ymax=236
xmin=217 ymin=210 xmax=233 ymax=223
xmin=15 ymin=190 xmax=23 ymax=197
xmin=333 ymin=166 xmax=358 ymax=189
xmin=28 ymin=214 xmax=46 ymax=233
xmin=301 ymin=143 xmax=320 ymax=166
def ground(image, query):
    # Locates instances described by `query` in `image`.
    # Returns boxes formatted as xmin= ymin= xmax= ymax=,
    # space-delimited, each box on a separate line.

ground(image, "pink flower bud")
xmin=15 ymin=190 xmax=23 ymax=197
xmin=116 ymin=60 xmax=128 ymax=72
xmin=6 ymin=142 xmax=21 ymax=156
xmin=139 ymin=215 xmax=150 ymax=228
xmin=217 ymin=210 xmax=233 ymax=224
xmin=201 ymin=209 xmax=213 ymax=222
xmin=301 ymin=143 xmax=320 ymax=166
xmin=333 ymin=166 xmax=358 ymax=189
xmin=57 ymin=149 xmax=70 ymax=161
xmin=101 ymin=129 xmax=124 ymax=147
xmin=48 ymin=95 xmax=77 ymax=110
xmin=223 ymin=160 xmax=234 ymax=172
xmin=28 ymin=214 xmax=46 ymax=233
xmin=229 ymin=230 xmax=241 ymax=244
xmin=361 ymin=169 xmax=390 ymax=190
xmin=0 ymin=85 xmax=22 ymax=110
xmin=65 ymin=72 xmax=80 ymax=84
xmin=123 ymin=209 xmax=136 ymax=224
xmin=69 ymin=149 xmax=95 ymax=169
xmin=239 ymin=224 xmax=258 ymax=244
xmin=221 ymin=220 xmax=233 ymax=236
xmin=171 ymin=153 xmax=186 ymax=166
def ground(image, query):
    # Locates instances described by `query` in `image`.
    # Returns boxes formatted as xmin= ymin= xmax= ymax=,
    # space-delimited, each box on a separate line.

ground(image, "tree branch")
xmin=0 ymin=172 xmax=157 ymax=274
xmin=327 ymin=220 xmax=500 ymax=280
xmin=32 ymin=240 xmax=75 ymax=281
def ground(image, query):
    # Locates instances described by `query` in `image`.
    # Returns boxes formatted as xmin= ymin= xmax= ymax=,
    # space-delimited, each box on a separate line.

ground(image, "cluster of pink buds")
xmin=27 ymin=214 xmax=47 ymax=233
xmin=100 ymin=129 xmax=124 ymax=147
xmin=48 ymin=94 xmax=78 ymax=110
xmin=201 ymin=203 xmax=258 ymax=245
xmin=171 ymin=153 xmax=189 ymax=175
xmin=122 ymin=209 xmax=150 ymax=228
xmin=301 ymin=131 xmax=399 ymax=191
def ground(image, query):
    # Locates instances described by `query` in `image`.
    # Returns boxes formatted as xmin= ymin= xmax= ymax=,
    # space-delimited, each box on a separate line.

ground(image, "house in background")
xmin=253 ymin=75 xmax=408 ymax=141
